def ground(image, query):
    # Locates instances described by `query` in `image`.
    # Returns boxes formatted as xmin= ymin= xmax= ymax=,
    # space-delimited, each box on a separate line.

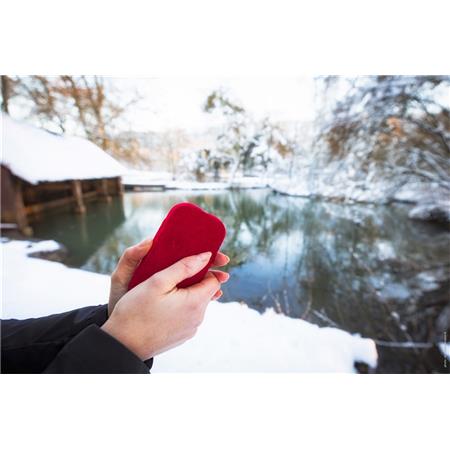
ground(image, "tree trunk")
xmin=13 ymin=178 xmax=33 ymax=236
xmin=1 ymin=75 xmax=11 ymax=113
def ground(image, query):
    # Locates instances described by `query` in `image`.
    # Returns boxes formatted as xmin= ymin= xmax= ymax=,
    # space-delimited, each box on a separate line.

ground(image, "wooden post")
xmin=97 ymin=178 xmax=112 ymax=203
xmin=13 ymin=178 xmax=33 ymax=236
xmin=115 ymin=176 xmax=124 ymax=196
xmin=71 ymin=180 xmax=86 ymax=214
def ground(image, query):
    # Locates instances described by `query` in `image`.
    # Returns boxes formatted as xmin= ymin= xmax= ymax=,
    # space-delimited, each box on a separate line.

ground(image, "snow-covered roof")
xmin=1 ymin=113 xmax=126 ymax=185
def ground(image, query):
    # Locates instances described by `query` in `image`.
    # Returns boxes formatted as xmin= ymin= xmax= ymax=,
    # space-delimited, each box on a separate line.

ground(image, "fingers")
xmin=212 ymin=252 xmax=230 ymax=267
xmin=112 ymin=238 xmax=153 ymax=285
xmin=148 ymin=251 xmax=212 ymax=293
xmin=209 ymin=269 xmax=230 ymax=283
xmin=184 ymin=271 xmax=221 ymax=302
xmin=212 ymin=289 xmax=223 ymax=300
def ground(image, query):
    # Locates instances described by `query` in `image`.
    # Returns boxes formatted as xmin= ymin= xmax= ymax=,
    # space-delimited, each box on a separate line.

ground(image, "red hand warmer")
xmin=127 ymin=202 xmax=227 ymax=291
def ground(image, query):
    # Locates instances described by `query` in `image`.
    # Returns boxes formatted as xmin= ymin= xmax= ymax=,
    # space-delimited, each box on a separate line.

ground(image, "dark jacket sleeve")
xmin=1 ymin=305 xmax=153 ymax=374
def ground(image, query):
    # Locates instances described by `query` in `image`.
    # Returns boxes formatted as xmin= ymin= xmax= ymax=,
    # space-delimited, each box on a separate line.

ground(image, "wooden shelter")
xmin=1 ymin=113 xmax=126 ymax=235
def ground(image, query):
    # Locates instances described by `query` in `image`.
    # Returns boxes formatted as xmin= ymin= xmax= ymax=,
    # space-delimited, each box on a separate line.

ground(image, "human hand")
xmin=108 ymin=238 xmax=153 ymax=316
xmin=108 ymin=237 xmax=230 ymax=316
xmin=102 ymin=250 xmax=230 ymax=360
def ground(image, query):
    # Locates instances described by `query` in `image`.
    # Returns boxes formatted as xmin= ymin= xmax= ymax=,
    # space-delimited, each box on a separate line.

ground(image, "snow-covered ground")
xmin=154 ymin=303 xmax=377 ymax=372
xmin=1 ymin=239 xmax=378 ymax=372
xmin=1 ymin=240 xmax=108 ymax=318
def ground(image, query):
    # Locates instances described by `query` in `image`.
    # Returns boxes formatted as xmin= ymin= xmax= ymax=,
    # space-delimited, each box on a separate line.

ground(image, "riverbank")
xmin=1 ymin=238 xmax=378 ymax=372
xmin=122 ymin=170 xmax=272 ymax=191
xmin=270 ymin=178 xmax=450 ymax=224
xmin=123 ymin=169 xmax=450 ymax=224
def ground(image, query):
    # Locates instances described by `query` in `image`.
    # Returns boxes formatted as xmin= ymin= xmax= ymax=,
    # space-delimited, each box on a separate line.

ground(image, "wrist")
xmin=101 ymin=319 xmax=148 ymax=361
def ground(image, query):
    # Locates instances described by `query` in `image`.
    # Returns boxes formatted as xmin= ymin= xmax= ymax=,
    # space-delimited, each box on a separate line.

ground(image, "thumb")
xmin=147 ymin=251 xmax=212 ymax=293
xmin=113 ymin=238 xmax=153 ymax=286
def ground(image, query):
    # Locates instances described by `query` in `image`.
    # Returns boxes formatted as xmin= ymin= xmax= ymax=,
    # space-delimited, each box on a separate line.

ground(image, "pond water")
xmin=30 ymin=189 xmax=450 ymax=373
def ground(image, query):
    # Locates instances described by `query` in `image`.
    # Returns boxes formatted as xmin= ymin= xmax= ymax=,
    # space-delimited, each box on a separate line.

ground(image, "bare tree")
xmin=204 ymin=89 xmax=293 ymax=180
xmin=158 ymin=129 xmax=189 ymax=180
xmin=316 ymin=76 xmax=450 ymax=191
xmin=1 ymin=75 xmax=12 ymax=113
xmin=7 ymin=76 xmax=141 ymax=155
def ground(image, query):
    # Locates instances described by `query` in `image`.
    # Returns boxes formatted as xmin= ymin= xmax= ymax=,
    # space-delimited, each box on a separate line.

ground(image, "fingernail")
xmin=198 ymin=251 xmax=212 ymax=262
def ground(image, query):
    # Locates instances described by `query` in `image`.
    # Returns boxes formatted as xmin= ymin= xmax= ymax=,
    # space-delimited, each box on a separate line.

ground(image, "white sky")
xmin=115 ymin=77 xmax=317 ymax=133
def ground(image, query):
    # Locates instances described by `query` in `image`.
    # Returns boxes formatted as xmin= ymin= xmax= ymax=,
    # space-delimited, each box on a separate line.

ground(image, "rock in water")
xmin=409 ymin=202 xmax=450 ymax=225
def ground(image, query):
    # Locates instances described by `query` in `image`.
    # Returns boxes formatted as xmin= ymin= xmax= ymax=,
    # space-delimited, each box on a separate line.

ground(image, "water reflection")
xmin=30 ymin=199 xmax=126 ymax=267
xmin=31 ymin=189 xmax=450 ymax=373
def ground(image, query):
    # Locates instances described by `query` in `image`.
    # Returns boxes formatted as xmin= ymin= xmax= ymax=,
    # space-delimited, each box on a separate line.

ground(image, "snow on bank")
xmin=122 ymin=170 xmax=271 ymax=191
xmin=270 ymin=177 xmax=311 ymax=197
xmin=270 ymin=175 xmax=401 ymax=203
xmin=409 ymin=202 xmax=450 ymax=223
xmin=231 ymin=176 xmax=272 ymax=189
xmin=121 ymin=170 xmax=172 ymax=186
xmin=165 ymin=177 xmax=271 ymax=191
xmin=1 ymin=240 xmax=377 ymax=372
xmin=23 ymin=240 xmax=62 ymax=254
xmin=438 ymin=343 xmax=450 ymax=361
xmin=271 ymin=176 xmax=450 ymax=223
xmin=166 ymin=181 xmax=230 ymax=190
xmin=395 ymin=182 xmax=450 ymax=223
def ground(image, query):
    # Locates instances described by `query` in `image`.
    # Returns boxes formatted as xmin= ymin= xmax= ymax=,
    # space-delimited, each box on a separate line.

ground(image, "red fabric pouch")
xmin=127 ymin=202 xmax=227 ymax=290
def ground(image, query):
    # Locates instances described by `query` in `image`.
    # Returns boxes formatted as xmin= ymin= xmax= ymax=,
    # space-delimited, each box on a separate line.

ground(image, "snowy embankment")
xmin=2 ymin=239 xmax=379 ymax=372
xmin=271 ymin=176 xmax=450 ymax=223
xmin=123 ymin=170 xmax=450 ymax=223
xmin=121 ymin=170 xmax=172 ymax=186
xmin=122 ymin=170 xmax=271 ymax=191
xmin=438 ymin=343 xmax=450 ymax=361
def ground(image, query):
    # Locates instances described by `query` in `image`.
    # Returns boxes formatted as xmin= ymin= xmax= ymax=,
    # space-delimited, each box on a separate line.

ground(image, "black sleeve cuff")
xmin=44 ymin=324 xmax=152 ymax=374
